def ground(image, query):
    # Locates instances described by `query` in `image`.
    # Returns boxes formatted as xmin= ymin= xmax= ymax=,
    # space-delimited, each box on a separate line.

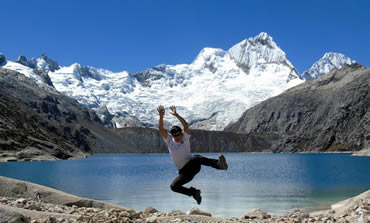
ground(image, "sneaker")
xmin=192 ymin=189 xmax=202 ymax=205
xmin=217 ymin=154 xmax=228 ymax=170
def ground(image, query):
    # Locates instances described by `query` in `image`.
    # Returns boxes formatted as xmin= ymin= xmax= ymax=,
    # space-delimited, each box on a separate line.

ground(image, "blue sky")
xmin=1 ymin=0 xmax=369 ymax=74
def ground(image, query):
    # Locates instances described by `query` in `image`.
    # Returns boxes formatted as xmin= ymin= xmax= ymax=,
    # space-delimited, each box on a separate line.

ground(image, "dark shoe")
xmin=192 ymin=188 xmax=202 ymax=205
xmin=217 ymin=154 xmax=228 ymax=170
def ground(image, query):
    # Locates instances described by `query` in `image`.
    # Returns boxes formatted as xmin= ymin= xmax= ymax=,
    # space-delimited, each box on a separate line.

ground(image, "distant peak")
xmin=37 ymin=54 xmax=57 ymax=63
xmin=228 ymin=32 xmax=294 ymax=72
xmin=0 ymin=53 xmax=7 ymax=66
xmin=196 ymin=48 xmax=226 ymax=58
xmin=301 ymin=52 xmax=356 ymax=80
xmin=248 ymin=32 xmax=275 ymax=47
xmin=322 ymin=52 xmax=355 ymax=61
xmin=255 ymin=32 xmax=271 ymax=40
xmin=39 ymin=53 xmax=49 ymax=59
xmin=318 ymin=52 xmax=355 ymax=66
xmin=192 ymin=47 xmax=227 ymax=65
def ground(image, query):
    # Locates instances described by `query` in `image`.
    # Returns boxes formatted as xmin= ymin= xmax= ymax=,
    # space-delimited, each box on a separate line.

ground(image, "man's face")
xmin=172 ymin=132 xmax=183 ymax=142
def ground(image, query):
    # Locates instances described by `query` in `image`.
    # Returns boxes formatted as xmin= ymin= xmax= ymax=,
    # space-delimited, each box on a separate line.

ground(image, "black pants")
xmin=170 ymin=155 xmax=219 ymax=196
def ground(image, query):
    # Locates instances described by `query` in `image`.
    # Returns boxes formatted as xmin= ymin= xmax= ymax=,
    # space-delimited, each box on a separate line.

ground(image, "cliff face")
xmin=225 ymin=64 xmax=370 ymax=152
xmin=0 ymin=90 xmax=88 ymax=161
xmin=114 ymin=128 xmax=275 ymax=153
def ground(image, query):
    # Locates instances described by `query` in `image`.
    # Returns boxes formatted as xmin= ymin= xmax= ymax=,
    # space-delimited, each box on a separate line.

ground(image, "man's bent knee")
xmin=170 ymin=183 xmax=180 ymax=192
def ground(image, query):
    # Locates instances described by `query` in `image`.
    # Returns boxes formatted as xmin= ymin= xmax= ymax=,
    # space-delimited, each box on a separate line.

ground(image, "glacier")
xmin=0 ymin=32 xmax=355 ymax=131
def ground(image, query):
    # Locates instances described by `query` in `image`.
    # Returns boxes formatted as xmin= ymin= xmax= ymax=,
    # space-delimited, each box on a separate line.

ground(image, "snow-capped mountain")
xmin=229 ymin=32 xmax=298 ymax=77
xmin=17 ymin=54 xmax=61 ymax=73
xmin=301 ymin=53 xmax=356 ymax=80
xmin=107 ymin=32 xmax=302 ymax=130
xmin=1 ymin=55 xmax=55 ymax=88
xmin=2 ymin=32 xmax=354 ymax=131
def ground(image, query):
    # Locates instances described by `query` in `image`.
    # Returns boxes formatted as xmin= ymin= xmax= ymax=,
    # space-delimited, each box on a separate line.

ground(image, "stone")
xmin=26 ymin=204 xmax=43 ymax=211
xmin=146 ymin=216 xmax=158 ymax=223
xmin=241 ymin=209 xmax=271 ymax=219
xmin=188 ymin=208 xmax=212 ymax=217
xmin=167 ymin=210 xmax=186 ymax=216
xmin=144 ymin=206 xmax=159 ymax=214
xmin=0 ymin=207 xmax=30 ymax=223
xmin=129 ymin=210 xmax=142 ymax=218
xmin=15 ymin=198 xmax=27 ymax=204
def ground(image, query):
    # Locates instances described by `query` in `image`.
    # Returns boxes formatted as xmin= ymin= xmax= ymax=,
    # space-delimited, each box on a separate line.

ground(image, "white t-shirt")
xmin=164 ymin=132 xmax=192 ymax=169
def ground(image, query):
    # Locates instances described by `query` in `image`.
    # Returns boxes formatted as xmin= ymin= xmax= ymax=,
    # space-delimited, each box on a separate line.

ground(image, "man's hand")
xmin=169 ymin=105 xmax=190 ymax=134
xmin=157 ymin=105 xmax=168 ymax=139
xmin=170 ymin=105 xmax=177 ymax=116
xmin=157 ymin=105 xmax=165 ymax=116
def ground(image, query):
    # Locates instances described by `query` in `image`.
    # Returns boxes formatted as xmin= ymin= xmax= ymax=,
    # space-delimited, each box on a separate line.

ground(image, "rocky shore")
xmin=352 ymin=148 xmax=370 ymax=157
xmin=0 ymin=176 xmax=369 ymax=223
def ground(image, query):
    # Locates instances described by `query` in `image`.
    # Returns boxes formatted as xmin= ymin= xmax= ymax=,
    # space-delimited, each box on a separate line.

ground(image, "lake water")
xmin=0 ymin=153 xmax=370 ymax=218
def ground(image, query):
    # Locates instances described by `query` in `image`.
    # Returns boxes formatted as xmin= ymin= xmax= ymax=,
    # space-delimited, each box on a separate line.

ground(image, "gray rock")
xmin=17 ymin=55 xmax=28 ymax=65
xmin=16 ymin=56 xmax=34 ymax=69
xmin=188 ymin=208 xmax=212 ymax=217
xmin=167 ymin=210 xmax=186 ymax=216
xmin=145 ymin=216 xmax=158 ymax=223
xmin=16 ymin=147 xmax=45 ymax=159
xmin=144 ymin=206 xmax=158 ymax=214
xmin=241 ymin=209 xmax=271 ymax=219
xmin=94 ymin=106 xmax=116 ymax=128
xmin=0 ymin=207 xmax=30 ymax=223
xmin=0 ymin=53 xmax=6 ymax=66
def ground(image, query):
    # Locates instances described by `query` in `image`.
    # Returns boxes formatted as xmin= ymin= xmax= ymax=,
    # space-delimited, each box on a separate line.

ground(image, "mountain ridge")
xmin=0 ymin=33 xmax=356 ymax=131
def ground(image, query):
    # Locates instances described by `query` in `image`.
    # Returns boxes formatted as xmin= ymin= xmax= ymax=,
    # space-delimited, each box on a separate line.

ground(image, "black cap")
xmin=170 ymin=126 xmax=182 ymax=135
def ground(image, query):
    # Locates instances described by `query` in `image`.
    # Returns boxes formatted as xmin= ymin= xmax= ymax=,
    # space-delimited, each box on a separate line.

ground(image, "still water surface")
xmin=1 ymin=153 xmax=370 ymax=217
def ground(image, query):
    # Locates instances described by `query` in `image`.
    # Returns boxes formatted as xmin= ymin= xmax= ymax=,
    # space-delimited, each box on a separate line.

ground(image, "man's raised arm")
xmin=170 ymin=106 xmax=190 ymax=135
xmin=157 ymin=105 xmax=168 ymax=139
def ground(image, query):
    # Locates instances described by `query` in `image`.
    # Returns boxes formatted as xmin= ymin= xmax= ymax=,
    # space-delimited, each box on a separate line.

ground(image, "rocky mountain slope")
xmin=0 ymin=68 xmax=136 ymax=161
xmin=225 ymin=64 xmax=370 ymax=152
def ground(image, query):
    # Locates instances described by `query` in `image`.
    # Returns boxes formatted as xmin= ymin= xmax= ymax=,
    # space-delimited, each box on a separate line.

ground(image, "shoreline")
xmin=0 ymin=176 xmax=369 ymax=222
xmin=2 ymin=150 xmax=369 ymax=163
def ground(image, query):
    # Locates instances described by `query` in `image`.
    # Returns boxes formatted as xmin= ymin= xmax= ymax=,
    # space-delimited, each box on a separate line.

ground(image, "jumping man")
xmin=157 ymin=105 xmax=228 ymax=204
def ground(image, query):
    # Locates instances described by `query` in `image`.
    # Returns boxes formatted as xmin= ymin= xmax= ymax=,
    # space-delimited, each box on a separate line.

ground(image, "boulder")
xmin=187 ymin=208 xmax=212 ymax=217
xmin=166 ymin=210 xmax=186 ymax=216
xmin=0 ymin=207 xmax=30 ymax=223
xmin=144 ymin=206 xmax=158 ymax=214
xmin=241 ymin=209 xmax=271 ymax=220
xmin=145 ymin=216 xmax=158 ymax=223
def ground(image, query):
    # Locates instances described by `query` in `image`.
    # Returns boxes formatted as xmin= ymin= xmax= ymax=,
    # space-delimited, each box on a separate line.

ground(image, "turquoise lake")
xmin=0 ymin=153 xmax=370 ymax=218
